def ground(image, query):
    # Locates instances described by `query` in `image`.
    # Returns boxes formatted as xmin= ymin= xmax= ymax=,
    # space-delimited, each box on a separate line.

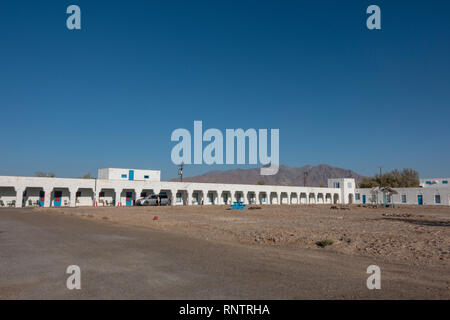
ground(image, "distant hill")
xmin=171 ymin=164 xmax=366 ymax=187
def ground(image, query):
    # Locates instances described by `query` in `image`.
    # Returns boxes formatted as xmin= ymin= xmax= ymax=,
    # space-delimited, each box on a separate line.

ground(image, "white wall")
xmin=97 ymin=168 xmax=160 ymax=182
xmin=420 ymin=178 xmax=450 ymax=188
xmin=328 ymin=178 xmax=356 ymax=204
xmin=0 ymin=174 xmax=364 ymax=208
xmin=355 ymin=187 xmax=450 ymax=206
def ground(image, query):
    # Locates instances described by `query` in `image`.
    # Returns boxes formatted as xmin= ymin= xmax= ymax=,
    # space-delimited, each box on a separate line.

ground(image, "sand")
xmin=33 ymin=204 xmax=450 ymax=267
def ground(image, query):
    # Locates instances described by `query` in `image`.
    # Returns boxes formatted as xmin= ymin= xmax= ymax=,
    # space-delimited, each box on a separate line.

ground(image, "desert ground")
xmin=37 ymin=204 xmax=450 ymax=267
xmin=1 ymin=204 xmax=449 ymax=299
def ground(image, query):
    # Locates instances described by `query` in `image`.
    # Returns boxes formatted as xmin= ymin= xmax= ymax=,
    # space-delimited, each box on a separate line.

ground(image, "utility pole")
xmin=303 ymin=171 xmax=308 ymax=187
xmin=378 ymin=166 xmax=383 ymax=186
xmin=178 ymin=163 xmax=184 ymax=182
xmin=377 ymin=166 xmax=383 ymax=205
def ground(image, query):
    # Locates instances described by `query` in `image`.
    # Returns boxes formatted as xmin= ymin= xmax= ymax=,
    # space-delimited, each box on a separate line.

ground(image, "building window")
xmin=442 ymin=180 xmax=448 ymax=184
xmin=347 ymin=182 xmax=352 ymax=188
xmin=401 ymin=194 xmax=407 ymax=203
xmin=355 ymin=193 xmax=360 ymax=201
xmin=121 ymin=174 xmax=127 ymax=178
xmin=76 ymin=191 xmax=81 ymax=197
xmin=333 ymin=182 xmax=340 ymax=188
xmin=144 ymin=175 xmax=149 ymax=179
xmin=435 ymin=195 xmax=441 ymax=204
xmin=99 ymin=192 xmax=105 ymax=197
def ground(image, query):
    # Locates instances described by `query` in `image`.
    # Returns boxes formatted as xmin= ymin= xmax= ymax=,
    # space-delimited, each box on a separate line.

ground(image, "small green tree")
xmin=78 ymin=173 xmax=94 ymax=179
xmin=34 ymin=171 xmax=56 ymax=178
xmin=257 ymin=180 xmax=266 ymax=185
xmin=358 ymin=168 xmax=419 ymax=188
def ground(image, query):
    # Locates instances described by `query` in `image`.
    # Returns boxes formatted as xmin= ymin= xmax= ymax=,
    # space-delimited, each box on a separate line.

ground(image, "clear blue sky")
xmin=1 ymin=0 xmax=449 ymax=180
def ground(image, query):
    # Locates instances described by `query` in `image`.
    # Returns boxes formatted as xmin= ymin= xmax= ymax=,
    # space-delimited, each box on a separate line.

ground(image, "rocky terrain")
xmin=170 ymin=164 xmax=366 ymax=187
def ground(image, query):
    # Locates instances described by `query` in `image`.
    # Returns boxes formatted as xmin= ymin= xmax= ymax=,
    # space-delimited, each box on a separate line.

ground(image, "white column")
xmin=216 ymin=190 xmax=222 ymax=205
xmin=202 ymin=190 xmax=208 ymax=205
xmin=94 ymin=190 xmax=100 ymax=207
xmin=15 ymin=187 xmax=25 ymax=208
xmin=135 ymin=189 xmax=143 ymax=206
xmin=44 ymin=188 xmax=52 ymax=207
xmin=171 ymin=189 xmax=177 ymax=205
xmin=277 ymin=193 xmax=280 ymax=205
xmin=69 ymin=188 xmax=77 ymax=207
xmin=115 ymin=189 xmax=122 ymax=206
xmin=187 ymin=189 xmax=192 ymax=206
xmin=230 ymin=191 xmax=235 ymax=204
xmin=245 ymin=192 xmax=250 ymax=205
xmin=135 ymin=189 xmax=142 ymax=198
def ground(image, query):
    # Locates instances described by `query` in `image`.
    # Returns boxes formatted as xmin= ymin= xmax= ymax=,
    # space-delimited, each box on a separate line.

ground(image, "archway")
xmin=333 ymin=194 xmax=339 ymax=204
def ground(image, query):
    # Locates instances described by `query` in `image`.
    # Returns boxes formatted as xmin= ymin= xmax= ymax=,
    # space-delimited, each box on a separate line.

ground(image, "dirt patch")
xmin=34 ymin=204 xmax=450 ymax=267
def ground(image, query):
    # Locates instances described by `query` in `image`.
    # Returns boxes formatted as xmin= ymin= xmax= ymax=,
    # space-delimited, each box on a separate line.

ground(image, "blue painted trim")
xmin=128 ymin=170 xmax=134 ymax=181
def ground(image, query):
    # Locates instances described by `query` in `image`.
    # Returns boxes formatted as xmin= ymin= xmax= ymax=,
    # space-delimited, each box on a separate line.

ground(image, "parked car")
xmin=135 ymin=195 xmax=152 ymax=206
xmin=136 ymin=193 xmax=171 ymax=206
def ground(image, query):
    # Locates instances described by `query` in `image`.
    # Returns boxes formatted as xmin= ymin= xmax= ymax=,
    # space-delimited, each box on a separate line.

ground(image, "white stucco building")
xmin=0 ymin=168 xmax=449 ymax=208
xmin=419 ymin=178 xmax=450 ymax=188
xmin=355 ymin=182 xmax=450 ymax=206
xmin=98 ymin=168 xmax=160 ymax=182
xmin=0 ymin=167 xmax=343 ymax=208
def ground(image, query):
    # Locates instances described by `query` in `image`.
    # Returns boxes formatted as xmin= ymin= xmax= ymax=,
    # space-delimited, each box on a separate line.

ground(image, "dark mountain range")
xmin=171 ymin=164 xmax=366 ymax=187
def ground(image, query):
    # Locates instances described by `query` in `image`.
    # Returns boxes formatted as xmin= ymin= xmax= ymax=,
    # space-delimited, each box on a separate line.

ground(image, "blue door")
xmin=362 ymin=195 xmax=366 ymax=204
xmin=39 ymin=191 xmax=45 ymax=207
xmin=54 ymin=191 xmax=62 ymax=207
xmin=417 ymin=195 xmax=423 ymax=205
xmin=128 ymin=170 xmax=134 ymax=181
xmin=126 ymin=192 xmax=133 ymax=206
